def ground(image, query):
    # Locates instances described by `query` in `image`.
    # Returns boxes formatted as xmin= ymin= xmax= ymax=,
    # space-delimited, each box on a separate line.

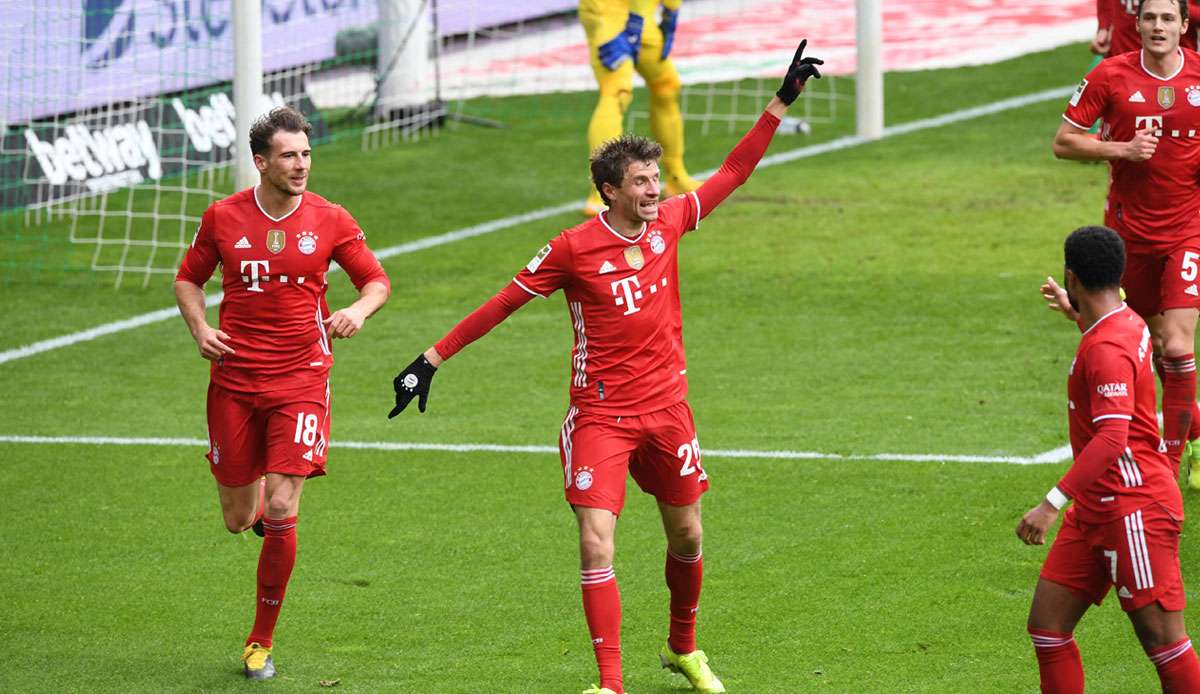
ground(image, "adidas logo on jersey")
xmin=599 ymin=260 xmax=616 ymax=274
xmin=1118 ymin=586 xmax=1133 ymax=599
xmin=234 ymin=236 xmax=251 ymax=249
xmin=1129 ymin=90 xmax=1146 ymax=103
xmin=303 ymin=449 xmax=313 ymax=461
xmin=1188 ymin=285 xmax=1199 ymax=297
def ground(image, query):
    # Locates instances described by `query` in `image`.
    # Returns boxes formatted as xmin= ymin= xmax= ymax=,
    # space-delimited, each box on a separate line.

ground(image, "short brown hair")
xmin=248 ymin=106 xmax=312 ymax=157
xmin=590 ymin=134 xmax=663 ymax=205
xmin=1138 ymin=0 xmax=1188 ymax=21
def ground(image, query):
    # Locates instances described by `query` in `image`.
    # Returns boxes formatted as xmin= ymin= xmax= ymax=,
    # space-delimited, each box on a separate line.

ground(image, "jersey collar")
xmin=253 ymin=185 xmax=304 ymax=222
xmin=598 ymin=211 xmax=646 ymax=243
xmin=1140 ymin=47 xmax=1185 ymax=81
xmin=1081 ymin=302 xmax=1128 ymax=337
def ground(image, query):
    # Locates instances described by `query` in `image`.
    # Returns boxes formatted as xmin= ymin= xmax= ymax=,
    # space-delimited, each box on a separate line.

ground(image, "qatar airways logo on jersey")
xmin=610 ymin=274 xmax=670 ymax=315
xmin=1096 ymin=382 xmax=1129 ymax=399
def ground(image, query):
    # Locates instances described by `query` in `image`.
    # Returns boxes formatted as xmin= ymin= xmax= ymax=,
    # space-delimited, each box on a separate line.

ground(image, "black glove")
xmin=776 ymin=39 xmax=823 ymax=106
xmin=389 ymin=355 xmax=437 ymax=417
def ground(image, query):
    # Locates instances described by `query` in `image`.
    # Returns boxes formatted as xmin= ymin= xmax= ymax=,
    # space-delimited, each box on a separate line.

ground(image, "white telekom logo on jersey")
xmin=1096 ymin=382 xmax=1128 ymax=398
xmin=611 ymin=275 xmax=644 ymax=315
xmin=241 ymin=260 xmax=270 ymax=292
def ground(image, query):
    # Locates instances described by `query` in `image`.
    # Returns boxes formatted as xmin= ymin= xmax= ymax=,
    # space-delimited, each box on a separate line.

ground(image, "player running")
xmin=388 ymin=40 xmax=822 ymax=694
xmin=1055 ymin=0 xmax=1200 ymax=488
xmin=1021 ymin=226 xmax=1200 ymax=693
xmin=580 ymin=0 xmax=700 ymax=216
xmin=174 ymin=106 xmax=390 ymax=679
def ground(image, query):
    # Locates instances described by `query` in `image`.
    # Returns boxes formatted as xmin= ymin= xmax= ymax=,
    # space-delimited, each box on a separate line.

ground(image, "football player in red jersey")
xmin=388 ymin=40 xmax=821 ymax=694
xmin=1020 ymin=226 xmax=1200 ymax=693
xmin=174 ymin=107 xmax=390 ymax=679
xmin=1055 ymin=0 xmax=1200 ymax=488
xmin=1092 ymin=0 xmax=1200 ymax=57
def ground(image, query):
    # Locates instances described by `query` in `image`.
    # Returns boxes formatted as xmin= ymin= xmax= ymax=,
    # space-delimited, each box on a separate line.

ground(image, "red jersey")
xmin=176 ymin=187 xmax=389 ymax=393
xmin=1064 ymin=48 xmax=1200 ymax=248
xmin=1097 ymin=0 xmax=1199 ymax=56
xmin=512 ymin=193 xmax=702 ymax=416
xmin=1065 ymin=304 xmax=1182 ymax=523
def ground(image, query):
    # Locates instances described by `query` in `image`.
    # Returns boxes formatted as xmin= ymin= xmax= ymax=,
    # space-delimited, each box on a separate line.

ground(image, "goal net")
xmin=1 ymin=0 xmax=856 ymax=287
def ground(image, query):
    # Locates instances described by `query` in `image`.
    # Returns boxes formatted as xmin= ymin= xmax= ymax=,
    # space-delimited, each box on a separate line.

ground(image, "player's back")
xmin=1068 ymin=305 xmax=1183 ymax=522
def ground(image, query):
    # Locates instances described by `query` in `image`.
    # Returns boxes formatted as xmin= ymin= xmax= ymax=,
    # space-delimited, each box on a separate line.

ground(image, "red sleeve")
xmin=1058 ymin=341 xmax=1136 ymax=498
xmin=1058 ymin=417 xmax=1129 ymax=499
xmin=434 ymin=282 xmax=536 ymax=360
xmin=1083 ymin=341 xmax=1137 ymax=421
xmin=1097 ymin=0 xmax=1111 ymax=28
xmin=175 ymin=206 xmax=220 ymax=286
xmin=512 ymin=233 xmax=573 ymax=297
xmin=331 ymin=207 xmax=390 ymax=292
xmin=1063 ymin=62 xmax=1109 ymax=130
xmin=693 ymin=111 xmax=781 ymax=224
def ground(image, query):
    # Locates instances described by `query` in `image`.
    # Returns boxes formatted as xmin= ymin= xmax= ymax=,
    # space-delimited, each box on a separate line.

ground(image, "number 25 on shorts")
xmin=676 ymin=436 xmax=707 ymax=480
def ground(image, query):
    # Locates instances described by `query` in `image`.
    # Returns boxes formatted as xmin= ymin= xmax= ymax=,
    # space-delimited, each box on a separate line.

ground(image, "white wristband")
xmin=1045 ymin=486 xmax=1069 ymax=510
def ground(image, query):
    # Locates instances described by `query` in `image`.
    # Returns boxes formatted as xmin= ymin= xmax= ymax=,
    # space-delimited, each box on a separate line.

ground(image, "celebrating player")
xmin=579 ymin=0 xmax=699 ymax=217
xmin=174 ymin=107 xmax=390 ymax=679
xmin=1054 ymin=0 xmax=1200 ymax=487
xmin=388 ymin=40 xmax=821 ymax=694
xmin=1020 ymin=226 xmax=1200 ymax=693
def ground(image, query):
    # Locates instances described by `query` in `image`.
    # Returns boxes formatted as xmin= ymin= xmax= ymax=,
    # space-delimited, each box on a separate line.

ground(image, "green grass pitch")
xmin=1 ymin=44 xmax=1198 ymax=692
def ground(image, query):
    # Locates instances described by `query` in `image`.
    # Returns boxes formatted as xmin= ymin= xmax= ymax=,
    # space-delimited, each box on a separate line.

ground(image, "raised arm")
xmin=693 ymin=40 xmax=823 ymax=217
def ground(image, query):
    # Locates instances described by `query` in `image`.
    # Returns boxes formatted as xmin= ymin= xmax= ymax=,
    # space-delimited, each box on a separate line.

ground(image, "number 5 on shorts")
xmin=1181 ymin=251 xmax=1200 ymax=282
xmin=294 ymin=412 xmax=318 ymax=446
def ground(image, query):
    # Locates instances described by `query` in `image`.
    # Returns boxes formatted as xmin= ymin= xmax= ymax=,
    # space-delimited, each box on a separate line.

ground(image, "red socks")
xmin=1162 ymin=355 xmax=1197 ymax=464
xmin=246 ymin=516 xmax=298 ymax=648
xmin=1148 ymin=638 xmax=1200 ymax=693
xmin=581 ymin=567 xmax=623 ymax=694
xmin=665 ymin=549 xmax=703 ymax=655
xmin=1029 ymin=628 xmax=1084 ymax=694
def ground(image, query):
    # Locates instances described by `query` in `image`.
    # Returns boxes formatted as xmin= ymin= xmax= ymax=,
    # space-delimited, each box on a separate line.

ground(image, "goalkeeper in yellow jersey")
xmin=580 ymin=0 xmax=699 ymax=216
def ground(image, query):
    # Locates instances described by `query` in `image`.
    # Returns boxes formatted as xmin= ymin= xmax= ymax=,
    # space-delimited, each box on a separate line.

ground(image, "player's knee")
xmin=648 ymin=72 xmax=681 ymax=101
xmin=222 ymin=512 xmax=251 ymax=534
xmin=667 ymin=522 xmax=702 ymax=555
xmin=578 ymin=534 xmax=615 ymax=567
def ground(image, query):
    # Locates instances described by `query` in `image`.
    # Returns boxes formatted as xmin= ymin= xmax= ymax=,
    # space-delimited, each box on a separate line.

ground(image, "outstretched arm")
xmin=389 ymin=282 xmax=535 ymax=416
xmin=694 ymin=40 xmax=823 ymax=217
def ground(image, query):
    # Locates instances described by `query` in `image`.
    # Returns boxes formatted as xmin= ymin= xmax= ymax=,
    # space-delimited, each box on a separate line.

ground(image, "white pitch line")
xmin=0 ymin=434 xmax=1073 ymax=464
xmin=0 ymin=84 xmax=1077 ymax=367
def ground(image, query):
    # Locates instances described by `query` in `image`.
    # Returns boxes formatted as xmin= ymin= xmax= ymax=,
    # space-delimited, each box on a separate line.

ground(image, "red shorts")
xmin=558 ymin=400 xmax=710 ymax=515
xmin=1041 ymin=503 xmax=1186 ymax=612
xmin=1122 ymin=243 xmax=1200 ymax=316
xmin=205 ymin=380 xmax=331 ymax=488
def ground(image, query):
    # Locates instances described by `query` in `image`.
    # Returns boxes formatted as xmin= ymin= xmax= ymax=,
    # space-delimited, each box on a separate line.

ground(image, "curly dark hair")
xmin=590 ymin=134 xmax=663 ymax=205
xmin=248 ymin=106 xmax=312 ymax=157
xmin=1064 ymin=226 xmax=1125 ymax=290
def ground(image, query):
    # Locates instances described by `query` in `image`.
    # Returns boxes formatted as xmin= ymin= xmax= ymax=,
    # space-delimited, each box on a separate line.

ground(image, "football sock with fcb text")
xmin=1029 ymin=628 xmax=1084 ymax=694
xmin=246 ymin=516 xmax=298 ymax=649
xmin=581 ymin=566 xmax=623 ymax=694
xmin=1147 ymin=638 xmax=1200 ymax=693
xmin=665 ymin=548 xmax=703 ymax=654
xmin=1162 ymin=355 xmax=1197 ymax=463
